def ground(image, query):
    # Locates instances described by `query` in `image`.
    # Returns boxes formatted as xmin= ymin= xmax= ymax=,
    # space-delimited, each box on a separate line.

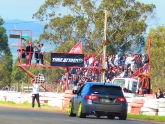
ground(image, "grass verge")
xmin=128 ymin=114 xmax=165 ymax=122
xmin=0 ymin=100 xmax=67 ymax=113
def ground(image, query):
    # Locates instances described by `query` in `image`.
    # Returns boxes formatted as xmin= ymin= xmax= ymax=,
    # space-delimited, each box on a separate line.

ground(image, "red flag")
xmin=69 ymin=42 xmax=82 ymax=54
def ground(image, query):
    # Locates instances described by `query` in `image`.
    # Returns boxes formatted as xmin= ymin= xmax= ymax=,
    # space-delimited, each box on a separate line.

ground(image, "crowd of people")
xmin=17 ymin=42 xmax=45 ymax=65
xmin=59 ymin=53 xmax=150 ymax=90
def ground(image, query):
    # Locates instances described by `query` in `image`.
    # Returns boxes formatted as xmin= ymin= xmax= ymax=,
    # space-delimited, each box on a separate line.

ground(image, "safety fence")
xmin=0 ymin=91 xmax=165 ymax=116
xmin=0 ymin=91 xmax=64 ymax=109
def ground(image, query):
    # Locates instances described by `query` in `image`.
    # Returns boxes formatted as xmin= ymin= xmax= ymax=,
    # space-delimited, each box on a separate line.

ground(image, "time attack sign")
xmin=51 ymin=53 xmax=84 ymax=67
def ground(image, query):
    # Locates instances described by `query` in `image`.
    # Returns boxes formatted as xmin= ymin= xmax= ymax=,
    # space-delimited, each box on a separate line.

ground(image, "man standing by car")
xmin=31 ymin=79 xmax=41 ymax=108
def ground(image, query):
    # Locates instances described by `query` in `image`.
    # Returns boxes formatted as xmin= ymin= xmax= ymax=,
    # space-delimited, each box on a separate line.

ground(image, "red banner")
xmin=69 ymin=42 xmax=82 ymax=54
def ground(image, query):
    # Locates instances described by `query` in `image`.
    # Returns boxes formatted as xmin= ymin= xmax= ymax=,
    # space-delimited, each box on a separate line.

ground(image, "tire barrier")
xmin=128 ymin=99 xmax=145 ymax=114
xmin=126 ymin=97 xmax=165 ymax=116
xmin=62 ymin=90 xmax=75 ymax=110
xmin=0 ymin=91 xmax=165 ymax=116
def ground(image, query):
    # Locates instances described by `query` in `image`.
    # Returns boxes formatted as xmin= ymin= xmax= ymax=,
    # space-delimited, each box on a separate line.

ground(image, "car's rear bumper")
xmin=82 ymin=101 xmax=127 ymax=115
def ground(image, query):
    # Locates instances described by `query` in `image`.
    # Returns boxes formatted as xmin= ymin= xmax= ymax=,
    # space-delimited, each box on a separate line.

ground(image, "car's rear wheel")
xmin=77 ymin=103 xmax=86 ymax=118
xmin=68 ymin=102 xmax=76 ymax=117
xmin=107 ymin=115 xmax=115 ymax=119
xmin=119 ymin=115 xmax=127 ymax=120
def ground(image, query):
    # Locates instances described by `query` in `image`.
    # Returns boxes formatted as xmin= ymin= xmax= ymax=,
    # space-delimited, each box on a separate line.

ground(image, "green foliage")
xmin=148 ymin=26 xmax=165 ymax=92
xmin=33 ymin=0 xmax=155 ymax=54
xmin=0 ymin=17 xmax=13 ymax=87
xmin=0 ymin=100 xmax=16 ymax=105
xmin=11 ymin=60 xmax=26 ymax=84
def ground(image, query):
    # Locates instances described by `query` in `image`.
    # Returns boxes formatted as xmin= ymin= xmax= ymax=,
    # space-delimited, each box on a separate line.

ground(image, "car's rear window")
xmin=90 ymin=85 xmax=123 ymax=96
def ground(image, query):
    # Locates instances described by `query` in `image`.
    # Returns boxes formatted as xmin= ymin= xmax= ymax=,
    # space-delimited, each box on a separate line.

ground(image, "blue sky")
xmin=0 ymin=0 xmax=164 ymax=27
xmin=0 ymin=0 xmax=164 ymax=60
xmin=0 ymin=0 xmax=45 ymax=21
xmin=137 ymin=0 xmax=165 ymax=28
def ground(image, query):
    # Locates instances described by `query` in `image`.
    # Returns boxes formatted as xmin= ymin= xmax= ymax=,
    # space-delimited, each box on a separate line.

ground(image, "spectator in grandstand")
xmin=77 ymin=83 xmax=82 ymax=91
xmin=84 ymin=55 xmax=89 ymax=67
xmin=113 ymin=66 xmax=120 ymax=77
xmin=136 ymin=54 xmax=143 ymax=69
xmin=124 ymin=54 xmax=130 ymax=69
xmin=73 ymin=74 xmax=78 ymax=90
xmin=39 ymin=43 xmax=45 ymax=65
xmin=118 ymin=65 xmax=124 ymax=74
xmin=93 ymin=77 xmax=98 ymax=82
xmin=106 ymin=56 xmax=109 ymax=69
xmin=119 ymin=68 xmax=128 ymax=78
xmin=111 ymin=55 xmax=115 ymax=66
xmin=120 ymin=55 xmax=126 ymax=67
xmin=134 ymin=54 xmax=138 ymax=69
xmin=93 ymin=56 xmax=99 ymax=67
xmin=106 ymin=68 xmax=115 ymax=82
xmin=76 ymin=68 xmax=82 ymax=76
xmin=114 ymin=54 xmax=119 ymax=67
xmin=84 ymin=69 xmax=88 ymax=77
xmin=127 ymin=68 xmax=132 ymax=76
xmin=108 ymin=55 xmax=113 ymax=67
xmin=88 ymin=55 xmax=94 ymax=66
xmin=143 ymin=54 xmax=149 ymax=73
xmin=155 ymin=88 xmax=164 ymax=99
xmin=130 ymin=54 xmax=136 ymax=73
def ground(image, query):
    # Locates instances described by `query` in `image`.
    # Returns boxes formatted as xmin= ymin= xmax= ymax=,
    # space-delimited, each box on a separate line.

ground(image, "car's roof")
xmin=85 ymin=82 xmax=119 ymax=87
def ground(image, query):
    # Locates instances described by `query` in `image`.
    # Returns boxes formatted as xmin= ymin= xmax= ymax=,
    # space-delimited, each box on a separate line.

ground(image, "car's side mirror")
xmin=72 ymin=90 xmax=78 ymax=94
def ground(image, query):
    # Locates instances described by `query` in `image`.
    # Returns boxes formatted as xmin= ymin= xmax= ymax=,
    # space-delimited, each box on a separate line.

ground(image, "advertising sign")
xmin=51 ymin=53 xmax=84 ymax=67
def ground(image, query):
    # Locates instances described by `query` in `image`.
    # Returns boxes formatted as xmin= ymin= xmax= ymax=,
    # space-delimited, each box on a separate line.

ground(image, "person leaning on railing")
xmin=155 ymin=88 xmax=164 ymax=99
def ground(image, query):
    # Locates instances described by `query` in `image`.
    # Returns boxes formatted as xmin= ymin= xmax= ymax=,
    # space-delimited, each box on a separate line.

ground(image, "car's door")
xmin=74 ymin=84 xmax=88 ymax=111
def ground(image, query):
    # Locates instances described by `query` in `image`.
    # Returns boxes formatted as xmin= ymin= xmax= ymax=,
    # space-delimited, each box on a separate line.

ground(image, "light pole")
xmin=101 ymin=10 xmax=108 ymax=82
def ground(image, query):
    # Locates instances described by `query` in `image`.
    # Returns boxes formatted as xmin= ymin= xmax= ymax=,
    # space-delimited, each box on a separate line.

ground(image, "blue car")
xmin=68 ymin=82 xmax=127 ymax=120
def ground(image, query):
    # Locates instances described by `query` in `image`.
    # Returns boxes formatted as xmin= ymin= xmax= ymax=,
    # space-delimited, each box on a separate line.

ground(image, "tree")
xmin=148 ymin=25 xmax=165 ymax=92
xmin=11 ymin=60 xmax=26 ymax=84
xmin=0 ymin=17 xmax=13 ymax=87
xmin=33 ymin=0 xmax=155 ymax=54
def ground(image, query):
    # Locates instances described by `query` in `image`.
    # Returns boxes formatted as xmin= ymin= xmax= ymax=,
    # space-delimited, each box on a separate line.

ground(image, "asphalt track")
xmin=0 ymin=105 xmax=162 ymax=124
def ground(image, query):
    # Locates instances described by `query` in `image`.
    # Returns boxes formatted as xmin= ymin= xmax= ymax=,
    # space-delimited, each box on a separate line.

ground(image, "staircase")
xmin=18 ymin=65 xmax=55 ymax=92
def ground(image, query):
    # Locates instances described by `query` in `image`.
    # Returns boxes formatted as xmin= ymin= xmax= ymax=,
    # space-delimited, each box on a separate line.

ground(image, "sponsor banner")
xmin=51 ymin=53 xmax=84 ymax=67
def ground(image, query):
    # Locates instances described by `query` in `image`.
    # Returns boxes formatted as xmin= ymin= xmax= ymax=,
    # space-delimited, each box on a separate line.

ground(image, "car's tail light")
xmin=117 ymin=96 xmax=126 ymax=102
xmin=86 ymin=94 xmax=98 ymax=100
